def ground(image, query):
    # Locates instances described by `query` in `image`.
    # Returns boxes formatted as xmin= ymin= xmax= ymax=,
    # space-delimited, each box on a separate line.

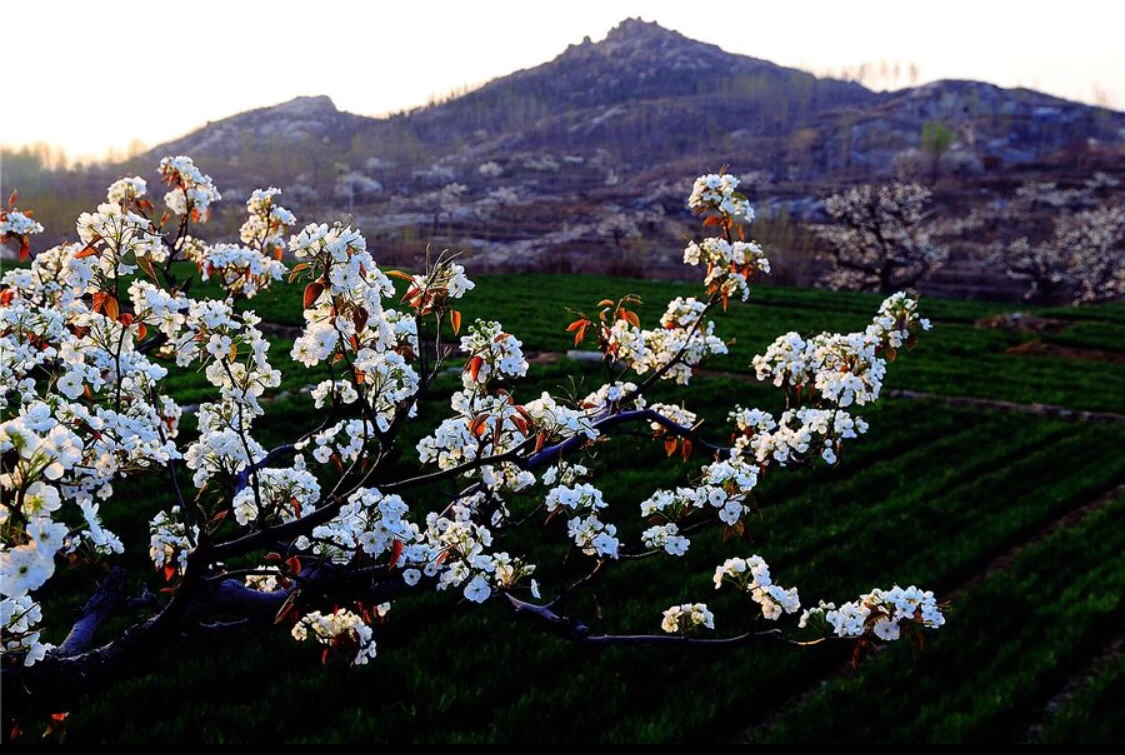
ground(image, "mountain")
xmin=66 ymin=19 xmax=1125 ymax=292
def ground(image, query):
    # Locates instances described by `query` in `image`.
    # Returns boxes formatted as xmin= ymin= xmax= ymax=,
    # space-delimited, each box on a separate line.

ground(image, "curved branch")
xmin=527 ymin=409 xmax=725 ymax=469
xmin=505 ymin=594 xmax=810 ymax=647
xmin=56 ymin=566 xmax=130 ymax=657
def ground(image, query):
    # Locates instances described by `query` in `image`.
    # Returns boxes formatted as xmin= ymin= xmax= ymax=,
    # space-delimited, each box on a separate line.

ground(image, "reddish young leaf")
xmin=303 ymin=281 xmax=325 ymax=309
xmin=353 ymin=306 xmax=369 ymax=334
xmin=573 ymin=323 xmax=587 ymax=347
xmin=103 ymin=295 xmax=119 ymax=321
xmin=466 ymin=355 xmax=483 ymax=383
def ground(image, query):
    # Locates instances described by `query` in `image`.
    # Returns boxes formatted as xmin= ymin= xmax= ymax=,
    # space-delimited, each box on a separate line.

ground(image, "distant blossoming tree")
xmin=0 ymin=165 xmax=943 ymax=732
xmin=986 ymin=176 xmax=1125 ymax=304
xmin=814 ymin=182 xmax=950 ymax=294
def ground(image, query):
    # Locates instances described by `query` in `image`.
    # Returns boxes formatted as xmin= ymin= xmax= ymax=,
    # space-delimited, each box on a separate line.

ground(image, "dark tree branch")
xmin=56 ymin=566 xmax=130 ymax=657
xmin=505 ymin=594 xmax=810 ymax=647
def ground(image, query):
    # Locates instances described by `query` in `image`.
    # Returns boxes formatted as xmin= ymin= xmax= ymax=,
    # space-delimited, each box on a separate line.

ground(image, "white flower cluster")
xmin=174 ymin=299 xmax=278 ymax=401
xmin=540 ymin=462 xmax=589 ymax=487
xmin=245 ymin=568 xmax=283 ymax=593
xmin=683 ymin=237 xmax=770 ymax=301
xmin=298 ymin=418 xmax=374 ymax=466
xmin=297 ymin=487 xmax=419 ymax=566
xmin=459 ymin=320 xmax=529 ymax=389
xmin=129 ymin=279 xmax=189 ymax=338
xmin=240 ymin=187 xmax=297 ymax=258
xmin=580 ymin=381 xmax=645 ymax=414
xmin=410 ymin=497 xmax=536 ymax=600
xmin=352 ymin=349 xmax=420 ymax=431
xmin=641 ymin=523 xmax=690 ymax=556
xmin=77 ymin=201 xmax=166 ymax=269
xmin=524 ymin=391 xmax=599 ymax=442
xmin=660 ymin=603 xmax=715 ymax=634
xmin=311 ymin=379 xmax=359 ymax=409
xmin=291 ymin=608 xmax=378 ymax=665
xmin=648 ymin=403 xmax=696 ymax=434
xmin=171 ymin=305 xmax=281 ymax=491
xmin=753 ymin=292 xmax=930 ymax=407
xmin=731 ymin=406 xmax=867 ymax=466
xmin=192 ymin=243 xmax=286 ymax=299
xmin=0 ymin=220 xmax=197 ymax=669
xmin=699 ymin=456 xmax=760 ymax=523
xmin=403 ymin=261 xmax=475 ymax=315
xmin=799 ymin=585 xmax=945 ymax=641
xmin=544 ymin=483 xmax=619 ymax=559
xmin=288 ymin=222 xmax=399 ymax=373
xmin=606 ymin=298 xmax=727 ymax=385
xmin=159 ymin=155 xmax=221 ymax=218
xmin=545 ymin=483 xmax=606 ymax=515
xmin=687 ymin=174 xmax=753 ymax=222
xmin=231 ymin=467 xmax=321 ymax=527
xmin=106 ymin=176 xmax=147 ymax=206
xmin=417 ymin=392 xmax=533 ymax=492
xmin=566 ymin=516 xmax=620 ymax=559
xmin=0 ymin=209 xmax=44 ymax=237
xmin=713 ymin=555 xmax=801 ymax=620
xmin=148 ymin=506 xmax=197 ymax=572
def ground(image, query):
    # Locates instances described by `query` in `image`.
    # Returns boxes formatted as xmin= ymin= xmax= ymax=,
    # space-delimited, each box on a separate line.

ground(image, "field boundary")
xmin=888 ymin=390 xmax=1125 ymax=425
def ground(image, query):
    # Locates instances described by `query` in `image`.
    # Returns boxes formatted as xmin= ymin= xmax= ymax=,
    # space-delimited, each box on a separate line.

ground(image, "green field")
xmin=28 ymin=271 xmax=1125 ymax=743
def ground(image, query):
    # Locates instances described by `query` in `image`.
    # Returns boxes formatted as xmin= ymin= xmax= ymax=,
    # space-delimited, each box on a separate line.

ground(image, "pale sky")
xmin=7 ymin=0 xmax=1124 ymax=162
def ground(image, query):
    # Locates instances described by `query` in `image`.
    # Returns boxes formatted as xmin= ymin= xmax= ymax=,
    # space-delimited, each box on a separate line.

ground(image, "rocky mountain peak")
xmin=269 ymin=95 xmax=338 ymax=117
xmin=603 ymin=17 xmax=686 ymax=46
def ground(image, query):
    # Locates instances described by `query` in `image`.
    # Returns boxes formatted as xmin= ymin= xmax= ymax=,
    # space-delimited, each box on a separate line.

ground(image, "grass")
xmin=1037 ymin=650 xmax=1125 ymax=743
xmin=16 ymin=268 xmax=1125 ymax=743
xmin=756 ymin=493 xmax=1125 ymax=744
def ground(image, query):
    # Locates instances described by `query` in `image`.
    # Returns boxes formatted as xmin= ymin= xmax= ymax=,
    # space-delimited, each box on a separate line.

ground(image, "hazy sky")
xmin=7 ymin=0 xmax=1124 ymax=161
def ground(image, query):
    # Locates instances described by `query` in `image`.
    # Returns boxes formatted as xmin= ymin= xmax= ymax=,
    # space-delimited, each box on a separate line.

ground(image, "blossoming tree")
xmin=984 ymin=178 xmax=1125 ymax=305
xmin=814 ymin=182 xmax=949 ymax=294
xmin=1 ymin=165 xmax=943 ymax=728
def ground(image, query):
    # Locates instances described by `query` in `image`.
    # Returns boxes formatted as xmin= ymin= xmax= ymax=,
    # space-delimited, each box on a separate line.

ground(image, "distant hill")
xmin=16 ymin=18 xmax=1125 ymax=296
xmin=139 ymin=19 xmax=1124 ymax=179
